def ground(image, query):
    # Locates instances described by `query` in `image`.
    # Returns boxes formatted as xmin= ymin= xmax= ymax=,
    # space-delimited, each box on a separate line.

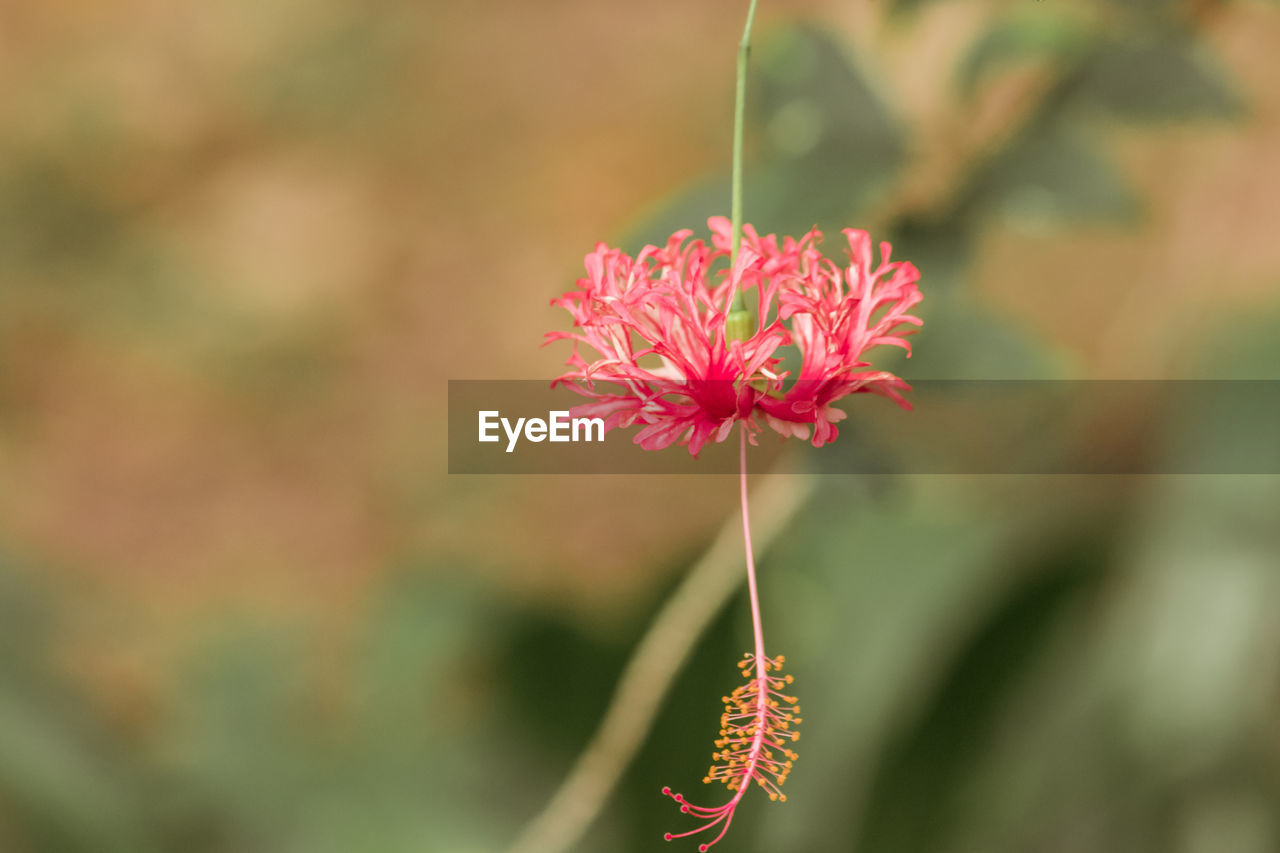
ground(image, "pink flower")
xmin=547 ymin=217 xmax=922 ymax=454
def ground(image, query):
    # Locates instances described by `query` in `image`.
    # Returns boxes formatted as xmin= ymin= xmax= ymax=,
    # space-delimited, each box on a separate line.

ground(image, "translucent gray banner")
xmin=448 ymin=380 xmax=1280 ymax=475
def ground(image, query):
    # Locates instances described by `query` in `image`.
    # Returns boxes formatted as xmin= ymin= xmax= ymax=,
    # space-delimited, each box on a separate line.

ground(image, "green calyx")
xmin=725 ymin=308 xmax=756 ymax=344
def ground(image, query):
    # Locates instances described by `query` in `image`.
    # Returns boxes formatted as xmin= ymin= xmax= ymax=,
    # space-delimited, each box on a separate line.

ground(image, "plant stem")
xmin=729 ymin=0 xmax=760 ymax=314
xmin=739 ymin=425 xmax=766 ymax=675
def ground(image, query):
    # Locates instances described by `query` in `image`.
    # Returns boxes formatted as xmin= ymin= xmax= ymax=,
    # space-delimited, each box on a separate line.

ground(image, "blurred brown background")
xmin=0 ymin=1 xmax=1278 ymax=852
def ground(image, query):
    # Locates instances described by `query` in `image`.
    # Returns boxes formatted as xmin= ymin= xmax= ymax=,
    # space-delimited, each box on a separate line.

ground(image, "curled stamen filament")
xmin=661 ymin=653 xmax=801 ymax=850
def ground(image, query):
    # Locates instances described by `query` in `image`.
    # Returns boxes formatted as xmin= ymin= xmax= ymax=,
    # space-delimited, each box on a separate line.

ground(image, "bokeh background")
xmin=1 ymin=0 xmax=1279 ymax=851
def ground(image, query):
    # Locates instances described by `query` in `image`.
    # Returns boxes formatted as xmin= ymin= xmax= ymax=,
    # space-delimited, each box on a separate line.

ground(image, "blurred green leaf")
xmin=0 ymin=556 xmax=49 ymax=672
xmin=156 ymin=573 xmax=523 ymax=853
xmin=887 ymin=214 xmax=976 ymax=292
xmin=1160 ymin=309 xmax=1280 ymax=473
xmin=1074 ymin=38 xmax=1243 ymax=122
xmin=169 ymin=624 xmax=315 ymax=837
xmin=970 ymin=119 xmax=1138 ymax=226
xmin=955 ymin=6 xmax=1094 ymax=99
xmin=0 ymin=558 xmax=158 ymax=853
xmin=0 ymin=156 xmax=123 ymax=275
xmin=353 ymin=573 xmax=490 ymax=756
xmin=0 ymin=691 xmax=157 ymax=853
xmin=498 ymin=611 xmax=631 ymax=758
xmin=885 ymin=0 xmax=951 ymax=19
xmin=620 ymin=175 xmax=727 ymax=255
xmin=1192 ymin=306 xmax=1280 ymax=379
xmin=243 ymin=13 xmax=412 ymax=134
xmin=754 ymin=26 xmax=903 ymax=169
xmin=898 ymin=288 xmax=1065 ymax=380
xmin=853 ymin=532 xmax=1113 ymax=853
xmin=756 ymin=479 xmax=1020 ymax=853
xmin=752 ymin=25 xmax=905 ymax=232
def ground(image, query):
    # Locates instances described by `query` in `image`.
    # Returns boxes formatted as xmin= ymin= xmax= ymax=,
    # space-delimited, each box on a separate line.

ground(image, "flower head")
xmin=547 ymin=217 xmax=922 ymax=453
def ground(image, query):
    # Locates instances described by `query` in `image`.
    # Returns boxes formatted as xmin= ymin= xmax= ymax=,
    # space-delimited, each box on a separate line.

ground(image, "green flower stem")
xmin=729 ymin=0 xmax=759 ymax=316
